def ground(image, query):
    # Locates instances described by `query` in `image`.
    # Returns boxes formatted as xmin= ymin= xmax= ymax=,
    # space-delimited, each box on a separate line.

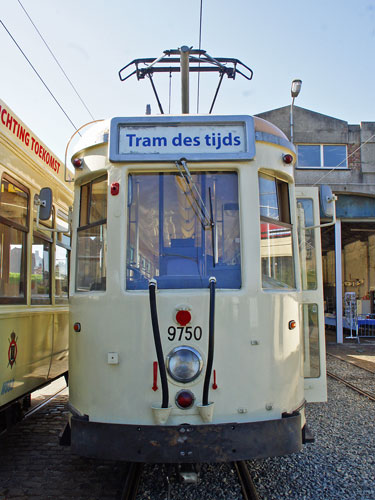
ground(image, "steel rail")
xmin=234 ymin=461 xmax=260 ymax=500
xmin=23 ymin=385 xmax=67 ymax=419
xmin=327 ymin=371 xmax=375 ymax=402
xmin=327 ymin=352 xmax=375 ymax=375
xmin=120 ymin=463 xmax=143 ymax=500
xmin=0 ymin=385 xmax=67 ymax=438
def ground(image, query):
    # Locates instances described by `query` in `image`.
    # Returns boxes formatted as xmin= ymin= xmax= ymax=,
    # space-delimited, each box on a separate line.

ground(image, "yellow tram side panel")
xmin=0 ymin=99 xmax=72 ymax=407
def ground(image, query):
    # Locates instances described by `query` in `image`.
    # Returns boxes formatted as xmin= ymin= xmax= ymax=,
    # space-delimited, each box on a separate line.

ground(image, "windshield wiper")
xmin=208 ymin=186 xmax=217 ymax=267
xmin=175 ymin=159 xmax=213 ymax=229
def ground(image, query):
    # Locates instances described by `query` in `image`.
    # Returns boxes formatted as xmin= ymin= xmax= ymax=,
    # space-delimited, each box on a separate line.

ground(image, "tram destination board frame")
xmin=109 ymin=115 xmax=255 ymax=162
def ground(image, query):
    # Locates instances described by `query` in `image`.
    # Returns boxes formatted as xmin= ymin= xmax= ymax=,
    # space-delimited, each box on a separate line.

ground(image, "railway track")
xmin=24 ymin=385 xmax=68 ymax=419
xmin=0 ymin=381 xmax=67 ymax=437
xmin=234 ymin=461 xmax=260 ymax=500
xmin=119 ymin=460 xmax=260 ymax=500
xmin=327 ymin=370 xmax=375 ymax=402
xmin=327 ymin=352 xmax=375 ymax=402
xmin=327 ymin=352 xmax=375 ymax=375
xmin=120 ymin=462 xmax=143 ymax=500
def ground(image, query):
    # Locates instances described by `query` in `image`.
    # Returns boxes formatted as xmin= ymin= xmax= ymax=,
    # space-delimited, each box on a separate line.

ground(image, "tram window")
xmin=80 ymin=175 xmax=107 ymax=226
xmin=76 ymin=176 xmax=107 ymax=292
xmin=302 ymin=303 xmax=320 ymax=378
xmin=55 ymin=211 xmax=70 ymax=303
xmin=31 ymin=198 xmax=53 ymax=304
xmin=297 ymin=198 xmax=317 ymax=290
xmin=31 ymin=236 xmax=51 ymax=304
xmin=56 ymin=211 xmax=71 ymax=247
xmin=259 ymin=173 xmax=295 ymax=290
xmin=55 ymin=244 xmax=69 ymax=302
xmin=126 ymin=171 xmax=241 ymax=290
xmin=0 ymin=176 xmax=29 ymax=303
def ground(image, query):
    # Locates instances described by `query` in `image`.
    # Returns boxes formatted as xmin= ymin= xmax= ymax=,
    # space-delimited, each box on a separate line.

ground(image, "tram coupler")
xmin=302 ymin=423 xmax=315 ymax=444
xmin=177 ymin=463 xmax=200 ymax=484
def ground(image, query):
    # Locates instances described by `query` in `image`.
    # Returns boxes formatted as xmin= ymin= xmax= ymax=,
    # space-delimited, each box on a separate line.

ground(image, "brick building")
xmin=256 ymin=105 xmax=375 ymax=342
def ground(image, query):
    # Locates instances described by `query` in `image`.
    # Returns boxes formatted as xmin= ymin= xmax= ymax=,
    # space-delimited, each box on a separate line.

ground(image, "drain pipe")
xmin=148 ymin=279 xmax=169 ymax=408
xmin=202 ymin=277 xmax=216 ymax=406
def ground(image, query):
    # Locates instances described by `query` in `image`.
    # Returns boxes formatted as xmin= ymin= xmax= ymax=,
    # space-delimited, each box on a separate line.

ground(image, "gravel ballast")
xmin=138 ymin=355 xmax=375 ymax=500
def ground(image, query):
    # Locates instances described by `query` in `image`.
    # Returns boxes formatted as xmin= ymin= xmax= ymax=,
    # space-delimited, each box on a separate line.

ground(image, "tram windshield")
xmin=126 ymin=171 xmax=240 ymax=290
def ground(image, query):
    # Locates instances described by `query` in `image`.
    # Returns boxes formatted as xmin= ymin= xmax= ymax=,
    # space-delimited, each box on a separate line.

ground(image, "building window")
xmin=297 ymin=144 xmax=347 ymax=168
xmin=259 ymin=173 xmax=295 ymax=290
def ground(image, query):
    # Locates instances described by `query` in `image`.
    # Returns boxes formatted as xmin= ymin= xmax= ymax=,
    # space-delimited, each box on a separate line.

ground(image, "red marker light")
xmin=111 ymin=182 xmax=120 ymax=196
xmin=176 ymin=390 xmax=194 ymax=409
xmin=152 ymin=361 xmax=158 ymax=392
xmin=288 ymin=320 xmax=297 ymax=330
xmin=176 ymin=310 xmax=191 ymax=326
xmin=73 ymin=322 xmax=81 ymax=332
xmin=72 ymin=158 xmax=83 ymax=169
xmin=212 ymin=369 xmax=218 ymax=390
xmin=283 ymin=154 xmax=294 ymax=165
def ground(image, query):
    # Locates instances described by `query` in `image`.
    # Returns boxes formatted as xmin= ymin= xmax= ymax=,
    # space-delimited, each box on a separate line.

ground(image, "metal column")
xmin=180 ymin=46 xmax=190 ymax=114
xmin=335 ymin=219 xmax=343 ymax=343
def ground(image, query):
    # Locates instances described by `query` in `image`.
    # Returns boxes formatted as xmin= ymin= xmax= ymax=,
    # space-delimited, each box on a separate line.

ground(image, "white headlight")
xmin=167 ymin=346 xmax=203 ymax=383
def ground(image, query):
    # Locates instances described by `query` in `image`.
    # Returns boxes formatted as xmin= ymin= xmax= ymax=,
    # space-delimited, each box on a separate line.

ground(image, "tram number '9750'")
xmin=168 ymin=326 xmax=202 ymax=341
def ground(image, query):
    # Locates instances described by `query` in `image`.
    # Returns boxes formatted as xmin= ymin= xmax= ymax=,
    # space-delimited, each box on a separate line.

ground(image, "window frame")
xmin=76 ymin=175 xmax=107 ymax=293
xmin=31 ymin=201 xmax=54 ymax=305
xmin=0 ymin=174 xmax=29 ymax=304
xmin=31 ymin=234 xmax=53 ymax=305
xmin=296 ymin=144 xmax=348 ymax=169
xmin=126 ymin=170 xmax=242 ymax=290
xmin=259 ymin=173 xmax=296 ymax=290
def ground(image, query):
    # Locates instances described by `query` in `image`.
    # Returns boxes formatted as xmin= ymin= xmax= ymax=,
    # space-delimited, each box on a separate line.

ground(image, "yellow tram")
xmin=0 ymin=99 xmax=72 ymax=426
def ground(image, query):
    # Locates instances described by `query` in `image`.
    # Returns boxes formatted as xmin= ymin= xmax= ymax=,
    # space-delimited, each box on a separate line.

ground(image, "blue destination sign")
xmin=109 ymin=115 xmax=255 ymax=162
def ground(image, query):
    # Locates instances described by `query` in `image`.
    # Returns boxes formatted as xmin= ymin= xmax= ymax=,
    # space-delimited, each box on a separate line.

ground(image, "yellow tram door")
xmin=296 ymin=186 xmax=327 ymax=403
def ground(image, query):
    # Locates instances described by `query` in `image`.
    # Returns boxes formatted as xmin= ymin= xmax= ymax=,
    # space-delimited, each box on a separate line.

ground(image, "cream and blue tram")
xmin=67 ymin=114 xmax=327 ymax=462
xmin=0 ymin=99 xmax=72 ymax=428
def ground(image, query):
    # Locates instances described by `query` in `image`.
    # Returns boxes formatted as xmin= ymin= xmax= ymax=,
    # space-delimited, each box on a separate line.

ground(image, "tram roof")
xmin=70 ymin=114 xmax=292 ymax=166
xmin=0 ymin=99 xmax=72 ymax=187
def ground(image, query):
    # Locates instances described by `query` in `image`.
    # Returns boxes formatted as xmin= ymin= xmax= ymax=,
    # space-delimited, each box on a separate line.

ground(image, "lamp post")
xmin=290 ymin=79 xmax=302 ymax=143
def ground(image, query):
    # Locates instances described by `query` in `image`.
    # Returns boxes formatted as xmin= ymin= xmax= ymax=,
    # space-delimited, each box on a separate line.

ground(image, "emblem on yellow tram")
xmin=8 ymin=331 xmax=18 ymax=369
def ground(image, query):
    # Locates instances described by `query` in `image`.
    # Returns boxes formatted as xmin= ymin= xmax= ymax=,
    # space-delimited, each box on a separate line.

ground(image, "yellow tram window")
xmin=0 ymin=176 xmax=29 ymax=302
xmin=259 ymin=173 xmax=295 ymax=290
xmin=55 ymin=211 xmax=70 ymax=303
xmin=0 ymin=176 xmax=28 ymax=227
xmin=31 ymin=197 xmax=53 ymax=304
xmin=31 ymin=236 xmax=51 ymax=304
xmin=55 ymin=245 xmax=69 ymax=303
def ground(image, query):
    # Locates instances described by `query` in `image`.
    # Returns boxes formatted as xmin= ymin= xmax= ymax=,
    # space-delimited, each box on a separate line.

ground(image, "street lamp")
xmin=290 ymin=79 xmax=302 ymax=143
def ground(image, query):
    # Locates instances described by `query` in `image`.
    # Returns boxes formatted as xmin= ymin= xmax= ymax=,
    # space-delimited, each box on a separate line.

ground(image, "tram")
xmin=65 ymin=49 xmax=328 ymax=463
xmin=0 ymin=99 xmax=72 ymax=427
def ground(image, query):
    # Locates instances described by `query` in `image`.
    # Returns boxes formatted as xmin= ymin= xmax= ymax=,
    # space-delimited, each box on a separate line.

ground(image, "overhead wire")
xmin=0 ymin=19 xmax=81 ymax=135
xmin=17 ymin=0 xmax=95 ymax=121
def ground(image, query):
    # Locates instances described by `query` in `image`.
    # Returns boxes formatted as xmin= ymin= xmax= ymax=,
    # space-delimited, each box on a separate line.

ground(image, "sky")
xmin=1 ymin=0 xmax=375 ymax=161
